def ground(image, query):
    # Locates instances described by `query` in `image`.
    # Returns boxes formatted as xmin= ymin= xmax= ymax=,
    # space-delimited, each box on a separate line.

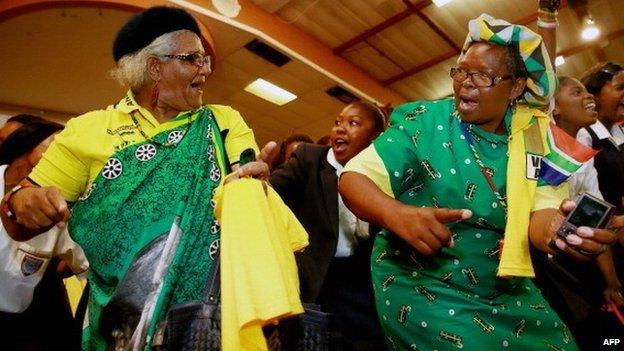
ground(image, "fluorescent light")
xmin=432 ymin=0 xmax=455 ymax=6
xmin=555 ymin=56 xmax=565 ymax=67
xmin=211 ymin=0 xmax=241 ymax=18
xmin=244 ymin=79 xmax=297 ymax=106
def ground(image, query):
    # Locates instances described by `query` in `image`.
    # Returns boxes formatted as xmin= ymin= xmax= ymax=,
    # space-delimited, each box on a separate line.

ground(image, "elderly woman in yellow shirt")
xmin=1 ymin=6 xmax=274 ymax=350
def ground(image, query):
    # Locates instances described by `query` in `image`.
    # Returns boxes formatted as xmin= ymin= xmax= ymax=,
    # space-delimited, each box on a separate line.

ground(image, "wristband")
xmin=538 ymin=9 xmax=558 ymax=23
xmin=537 ymin=19 xmax=559 ymax=29
xmin=1 ymin=183 xmax=33 ymax=220
xmin=538 ymin=9 xmax=558 ymax=17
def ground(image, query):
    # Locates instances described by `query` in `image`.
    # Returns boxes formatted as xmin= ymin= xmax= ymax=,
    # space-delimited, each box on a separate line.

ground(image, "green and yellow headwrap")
xmin=460 ymin=14 xmax=556 ymax=107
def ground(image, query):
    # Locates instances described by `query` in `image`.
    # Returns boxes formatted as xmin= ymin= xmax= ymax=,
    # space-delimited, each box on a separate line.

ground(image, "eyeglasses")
xmin=162 ymin=53 xmax=211 ymax=69
xmin=449 ymin=67 xmax=511 ymax=88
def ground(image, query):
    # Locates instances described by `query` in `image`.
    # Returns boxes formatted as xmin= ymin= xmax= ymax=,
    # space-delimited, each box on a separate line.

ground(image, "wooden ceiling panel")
xmin=238 ymin=90 xmax=290 ymax=114
xmin=263 ymin=65 xmax=323 ymax=97
xmin=556 ymin=50 xmax=600 ymax=79
xmin=301 ymin=89 xmax=348 ymax=115
xmin=589 ymin=0 xmax=624 ymax=37
xmin=4 ymin=0 xmax=624 ymax=147
xmin=0 ymin=7 xmax=127 ymax=115
xmin=296 ymin=90 xmax=344 ymax=118
xmin=203 ymin=18 xmax=255 ymax=59
xmin=203 ymin=62 xmax=254 ymax=103
xmin=342 ymin=42 xmax=404 ymax=81
xmin=299 ymin=117 xmax=334 ymax=141
xmin=322 ymin=0 xmax=400 ymax=26
xmin=248 ymin=0 xmax=293 ymax=14
xmin=223 ymin=101 xmax=293 ymax=145
xmin=554 ymin=7 xmax=584 ymax=54
xmin=603 ymin=35 xmax=624 ymax=67
xmin=390 ymin=55 xmax=457 ymax=101
xmin=276 ymin=97 xmax=327 ymax=129
xmin=367 ymin=15 xmax=454 ymax=70
xmin=279 ymin=59 xmax=336 ymax=91
xmin=273 ymin=0 xmax=375 ymax=48
xmin=224 ymin=46 xmax=279 ymax=80
xmin=422 ymin=0 xmax=537 ymax=47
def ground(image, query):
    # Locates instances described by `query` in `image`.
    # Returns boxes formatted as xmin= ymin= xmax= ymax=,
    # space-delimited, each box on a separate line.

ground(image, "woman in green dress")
xmin=339 ymin=15 xmax=619 ymax=350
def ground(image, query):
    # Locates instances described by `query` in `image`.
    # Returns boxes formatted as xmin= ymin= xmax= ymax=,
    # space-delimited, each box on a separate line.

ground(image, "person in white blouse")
xmin=578 ymin=62 xmax=624 ymax=213
xmin=532 ymin=76 xmax=624 ymax=350
xmin=0 ymin=118 xmax=88 ymax=349
xmin=554 ymin=77 xmax=604 ymax=199
xmin=270 ymin=101 xmax=388 ymax=350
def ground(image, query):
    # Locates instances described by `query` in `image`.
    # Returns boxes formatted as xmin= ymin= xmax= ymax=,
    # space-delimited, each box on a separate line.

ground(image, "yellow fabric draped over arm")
xmin=214 ymin=178 xmax=308 ymax=351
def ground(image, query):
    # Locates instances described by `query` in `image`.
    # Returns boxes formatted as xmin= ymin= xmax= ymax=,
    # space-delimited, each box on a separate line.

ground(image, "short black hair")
xmin=6 ymin=114 xmax=48 ymax=125
xmin=316 ymin=135 xmax=330 ymax=145
xmin=581 ymin=62 xmax=624 ymax=95
xmin=349 ymin=101 xmax=390 ymax=133
xmin=0 ymin=120 xmax=64 ymax=165
xmin=272 ymin=133 xmax=314 ymax=169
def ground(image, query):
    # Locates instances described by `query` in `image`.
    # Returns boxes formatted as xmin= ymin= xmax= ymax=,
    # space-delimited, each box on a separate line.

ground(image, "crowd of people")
xmin=0 ymin=1 xmax=623 ymax=350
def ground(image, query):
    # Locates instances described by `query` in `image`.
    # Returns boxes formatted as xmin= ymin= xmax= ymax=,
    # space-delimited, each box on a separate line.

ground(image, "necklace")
xmin=130 ymin=109 xmax=194 ymax=147
xmin=459 ymin=120 xmax=508 ymax=216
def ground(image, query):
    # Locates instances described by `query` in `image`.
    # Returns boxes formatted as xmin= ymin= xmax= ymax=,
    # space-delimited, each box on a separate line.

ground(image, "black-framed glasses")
xmin=162 ymin=53 xmax=211 ymax=69
xmin=449 ymin=67 xmax=511 ymax=88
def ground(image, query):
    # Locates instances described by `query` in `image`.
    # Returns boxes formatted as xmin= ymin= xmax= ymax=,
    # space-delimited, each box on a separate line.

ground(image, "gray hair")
xmin=110 ymin=30 xmax=188 ymax=90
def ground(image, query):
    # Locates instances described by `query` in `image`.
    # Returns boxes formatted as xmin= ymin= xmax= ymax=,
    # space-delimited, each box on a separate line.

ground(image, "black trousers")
xmin=316 ymin=256 xmax=386 ymax=351
xmin=531 ymin=247 xmax=624 ymax=351
xmin=0 ymin=260 xmax=78 ymax=351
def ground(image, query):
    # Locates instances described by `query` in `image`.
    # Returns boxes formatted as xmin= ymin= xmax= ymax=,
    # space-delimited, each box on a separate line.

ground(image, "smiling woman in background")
xmin=532 ymin=76 xmax=624 ymax=350
xmin=1 ymin=6 xmax=273 ymax=350
xmin=578 ymin=62 xmax=624 ymax=215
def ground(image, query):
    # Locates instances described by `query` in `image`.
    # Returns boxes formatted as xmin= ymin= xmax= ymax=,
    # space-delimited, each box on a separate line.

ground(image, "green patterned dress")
xmin=358 ymin=99 xmax=578 ymax=350
xmin=69 ymin=108 xmax=227 ymax=350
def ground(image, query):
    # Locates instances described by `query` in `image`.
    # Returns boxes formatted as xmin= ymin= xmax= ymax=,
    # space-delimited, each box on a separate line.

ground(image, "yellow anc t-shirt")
xmin=30 ymin=91 xmax=259 ymax=202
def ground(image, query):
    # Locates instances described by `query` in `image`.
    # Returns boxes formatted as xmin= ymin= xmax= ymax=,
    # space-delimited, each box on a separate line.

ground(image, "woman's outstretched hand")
xmin=385 ymin=204 xmax=472 ymax=256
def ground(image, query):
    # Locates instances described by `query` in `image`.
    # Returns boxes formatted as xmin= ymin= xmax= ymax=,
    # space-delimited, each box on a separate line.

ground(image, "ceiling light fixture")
xmin=432 ymin=0 xmax=455 ymax=7
xmin=581 ymin=17 xmax=600 ymax=41
xmin=555 ymin=55 xmax=565 ymax=67
xmin=211 ymin=0 xmax=241 ymax=18
xmin=244 ymin=79 xmax=297 ymax=106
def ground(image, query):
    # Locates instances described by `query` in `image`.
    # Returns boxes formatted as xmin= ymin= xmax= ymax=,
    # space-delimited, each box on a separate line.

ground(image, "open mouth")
xmin=190 ymin=78 xmax=205 ymax=93
xmin=584 ymin=101 xmax=596 ymax=112
xmin=332 ymin=138 xmax=348 ymax=153
xmin=617 ymin=101 xmax=624 ymax=117
xmin=458 ymin=95 xmax=478 ymax=112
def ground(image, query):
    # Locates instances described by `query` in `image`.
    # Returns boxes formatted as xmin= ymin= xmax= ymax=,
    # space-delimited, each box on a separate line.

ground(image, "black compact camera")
xmin=556 ymin=193 xmax=615 ymax=239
